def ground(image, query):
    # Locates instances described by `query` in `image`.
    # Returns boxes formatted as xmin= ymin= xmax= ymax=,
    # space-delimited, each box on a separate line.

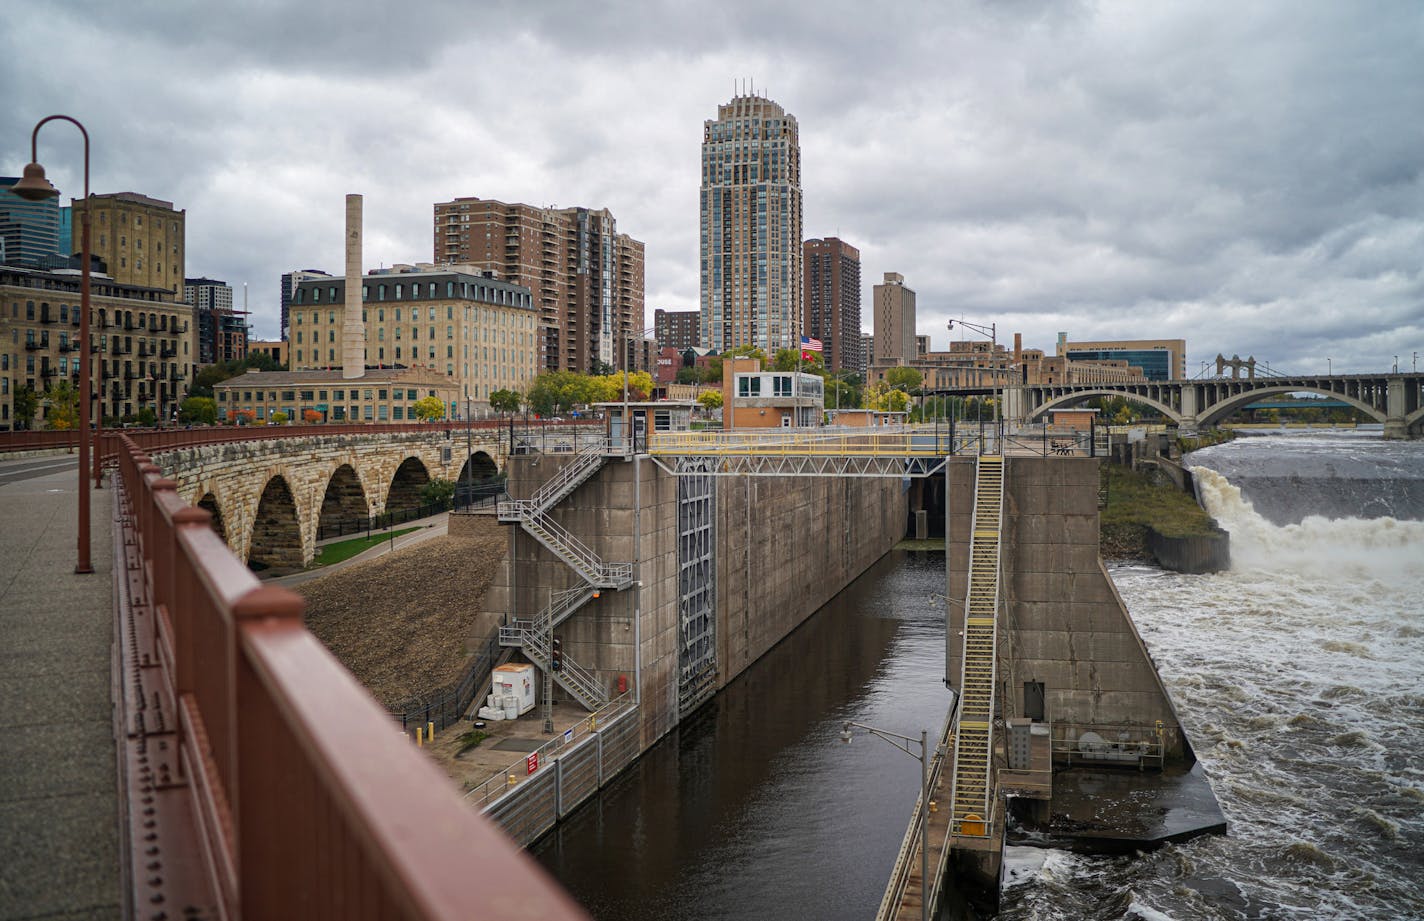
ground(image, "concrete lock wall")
xmin=487 ymin=455 xmax=907 ymax=755
xmin=947 ymin=456 xmax=1191 ymax=762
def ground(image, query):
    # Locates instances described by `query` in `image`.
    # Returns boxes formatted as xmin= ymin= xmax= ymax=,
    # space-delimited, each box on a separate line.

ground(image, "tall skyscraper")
xmin=654 ymin=308 xmax=700 ymax=352
xmin=0 ymin=178 xmax=60 ymax=267
xmin=432 ymin=197 xmax=645 ymax=374
xmin=802 ymin=237 xmax=861 ymax=374
xmin=872 ymin=272 xmax=916 ymax=368
xmin=699 ymin=94 xmax=802 ymax=355
xmin=71 ymin=192 xmax=185 ymax=298
xmin=185 ymin=277 xmax=247 ymax=365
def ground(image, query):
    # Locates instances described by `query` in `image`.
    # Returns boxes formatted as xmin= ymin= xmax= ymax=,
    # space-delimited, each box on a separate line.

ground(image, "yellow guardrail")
xmin=647 ymin=428 xmax=958 ymax=457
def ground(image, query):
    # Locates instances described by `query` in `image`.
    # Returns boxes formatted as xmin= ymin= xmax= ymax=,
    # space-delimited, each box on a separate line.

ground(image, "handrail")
xmin=529 ymin=440 xmax=608 ymax=511
xmin=516 ymin=506 xmax=633 ymax=586
xmin=113 ymin=434 xmax=588 ymax=919
xmin=522 ymin=631 xmax=607 ymax=707
xmin=464 ymin=693 xmax=636 ymax=810
xmin=876 ymin=707 xmax=958 ymax=921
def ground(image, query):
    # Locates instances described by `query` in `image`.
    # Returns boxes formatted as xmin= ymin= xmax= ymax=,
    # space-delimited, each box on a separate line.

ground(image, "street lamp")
xmin=1327 ymin=357 xmax=1332 ymax=376
xmin=840 ymin=720 xmax=932 ymax=921
xmin=12 ymin=115 xmax=93 ymax=574
xmin=947 ymin=319 xmax=1003 ymax=449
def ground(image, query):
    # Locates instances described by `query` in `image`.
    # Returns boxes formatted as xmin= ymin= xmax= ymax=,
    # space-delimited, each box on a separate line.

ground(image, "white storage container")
xmin=491 ymin=663 xmax=537 ymax=716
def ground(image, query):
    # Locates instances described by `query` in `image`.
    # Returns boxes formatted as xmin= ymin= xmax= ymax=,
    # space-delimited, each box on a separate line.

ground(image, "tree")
xmin=602 ymin=370 xmax=654 ymax=402
xmin=136 ymin=406 xmax=157 ymax=428
xmin=269 ymin=410 xmax=288 ymax=425
xmin=884 ymin=366 xmax=923 ymax=392
xmin=43 ymin=381 xmax=80 ymax=431
xmin=489 ymin=388 xmax=522 ymax=414
xmin=721 ymin=344 xmax=767 ymax=365
xmin=12 ymin=384 xmax=38 ymax=430
xmin=302 ymin=409 xmax=323 ymax=424
xmin=188 ymin=355 xmax=283 ymax=399
xmin=675 ymin=367 xmax=700 ymax=385
xmin=864 ymin=381 xmax=910 ymax=413
xmin=697 ymin=389 xmax=723 ymax=410
xmin=420 ymin=477 xmax=457 ymax=510
xmin=179 ymin=396 xmax=217 ymax=425
xmin=700 ymin=358 xmax=723 ymax=383
xmin=412 ymin=396 xmax=445 ymax=422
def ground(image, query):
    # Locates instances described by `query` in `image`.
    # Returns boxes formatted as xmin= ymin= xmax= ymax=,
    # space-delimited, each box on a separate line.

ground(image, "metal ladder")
xmin=950 ymin=455 xmax=1004 ymax=836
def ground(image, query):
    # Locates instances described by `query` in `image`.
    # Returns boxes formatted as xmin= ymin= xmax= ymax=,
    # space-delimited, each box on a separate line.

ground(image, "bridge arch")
xmin=318 ymin=463 xmax=371 ymax=533
xmin=457 ymin=450 xmax=499 ymax=483
xmin=247 ymin=475 xmax=304 ymax=574
xmin=196 ymin=491 xmax=227 ymax=544
xmin=1029 ymin=389 xmax=1182 ymax=424
xmin=1197 ymin=385 xmax=1386 ymax=428
xmin=386 ymin=457 xmax=431 ymax=512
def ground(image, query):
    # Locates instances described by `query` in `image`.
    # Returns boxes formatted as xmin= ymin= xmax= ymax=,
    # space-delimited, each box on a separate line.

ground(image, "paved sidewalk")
xmin=0 ymin=459 xmax=120 ymax=920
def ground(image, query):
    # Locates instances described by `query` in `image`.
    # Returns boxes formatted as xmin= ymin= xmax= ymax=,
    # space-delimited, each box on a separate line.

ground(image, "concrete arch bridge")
xmin=150 ymin=428 xmax=506 ymax=570
xmin=1008 ymin=371 xmax=1424 ymax=439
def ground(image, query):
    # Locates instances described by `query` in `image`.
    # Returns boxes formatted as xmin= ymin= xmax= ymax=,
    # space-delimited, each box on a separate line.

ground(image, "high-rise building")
xmin=859 ymin=333 xmax=874 ymax=378
xmin=654 ymin=308 xmax=700 ymax=352
xmin=184 ymin=277 xmax=247 ymax=365
xmin=699 ymin=94 xmax=802 ymax=355
xmin=432 ymin=198 xmax=645 ymax=374
xmin=802 ymin=238 xmax=860 ymax=374
xmin=0 ymin=178 xmax=60 ymax=267
xmin=871 ymin=272 xmax=916 ymax=368
xmin=281 ymin=269 xmax=331 ymax=340
xmin=71 ymin=192 xmax=185 ymax=299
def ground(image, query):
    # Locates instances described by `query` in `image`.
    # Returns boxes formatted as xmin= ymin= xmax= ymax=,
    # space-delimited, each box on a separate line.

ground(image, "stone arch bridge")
xmin=152 ymin=428 xmax=507 ymax=571
xmin=1003 ymin=371 xmax=1424 ymax=439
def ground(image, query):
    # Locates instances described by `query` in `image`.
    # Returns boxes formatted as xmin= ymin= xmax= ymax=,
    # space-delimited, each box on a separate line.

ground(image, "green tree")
xmin=43 ymin=381 xmax=80 ymax=431
xmin=697 ymin=389 xmax=723 ymax=410
xmin=420 ymin=477 xmax=457 ymax=510
xmin=700 ymin=358 xmax=723 ymax=383
xmin=675 ymin=366 xmax=700 ymax=385
xmin=270 ymin=411 xmax=289 ymax=425
xmin=179 ymin=396 xmax=217 ymax=425
xmin=12 ymin=384 xmax=38 ymax=430
xmin=188 ymin=354 xmax=284 ymax=399
xmin=136 ymin=406 xmax=157 ymax=428
xmin=884 ymin=366 xmax=923 ymax=392
xmin=488 ymin=388 xmax=522 ymax=414
xmin=721 ymin=344 xmax=768 ymax=365
xmin=602 ymin=370 xmax=654 ymax=402
xmin=412 ymin=396 xmax=445 ymax=422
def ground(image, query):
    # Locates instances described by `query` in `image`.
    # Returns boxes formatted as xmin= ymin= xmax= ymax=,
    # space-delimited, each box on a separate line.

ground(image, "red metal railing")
xmin=115 ymin=433 xmax=588 ymax=918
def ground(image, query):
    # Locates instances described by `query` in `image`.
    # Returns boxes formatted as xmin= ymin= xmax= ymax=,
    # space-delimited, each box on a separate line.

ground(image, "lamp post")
xmin=13 ymin=115 xmax=93 ymax=574
xmin=1327 ymin=357 xmax=1332 ymax=376
xmin=947 ymin=319 xmax=1002 ymax=450
xmin=840 ymin=721 xmax=931 ymax=921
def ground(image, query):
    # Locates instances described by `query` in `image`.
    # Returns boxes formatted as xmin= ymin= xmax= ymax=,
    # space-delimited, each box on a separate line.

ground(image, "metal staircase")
xmin=950 ymin=455 xmax=1004 ymax=837
xmin=496 ymin=446 xmax=633 ymax=710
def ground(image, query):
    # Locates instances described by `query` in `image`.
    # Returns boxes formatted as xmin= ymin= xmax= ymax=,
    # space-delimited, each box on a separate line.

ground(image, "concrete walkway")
xmin=0 ymin=458 xmax=121 ymax=920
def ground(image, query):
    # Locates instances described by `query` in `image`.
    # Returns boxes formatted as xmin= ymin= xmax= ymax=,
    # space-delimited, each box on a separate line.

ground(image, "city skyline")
xmin=3 ymin=1 xmax=1421 ymax=376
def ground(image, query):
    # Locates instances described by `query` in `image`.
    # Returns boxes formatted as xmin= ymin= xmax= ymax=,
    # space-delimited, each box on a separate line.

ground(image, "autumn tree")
xmin=43 ymin=381 xmax=80 ymax=431
xmin=12 ymin=384 xmax=38 ymax=430
xmin=697 ymin=389 xmax=723 ymax=410
xmin=412 ymin=396 xmax=446 ymax=422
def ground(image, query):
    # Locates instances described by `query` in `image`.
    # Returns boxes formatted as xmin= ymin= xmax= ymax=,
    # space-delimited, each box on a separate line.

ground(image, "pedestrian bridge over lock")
xmin=143 ymin=423 xmax=512 ymax=570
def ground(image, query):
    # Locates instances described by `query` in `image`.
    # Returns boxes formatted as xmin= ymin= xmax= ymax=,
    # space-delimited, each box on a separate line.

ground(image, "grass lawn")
xmin=1100 ymin=465 xmax=1218 ymax=539
xmin=312 ymin=527 xmax=421 ymax=568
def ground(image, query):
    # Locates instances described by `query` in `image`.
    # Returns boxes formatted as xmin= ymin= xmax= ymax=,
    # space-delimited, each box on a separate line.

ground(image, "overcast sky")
xmin=4 ymin=1 xmax=1421 ymax=376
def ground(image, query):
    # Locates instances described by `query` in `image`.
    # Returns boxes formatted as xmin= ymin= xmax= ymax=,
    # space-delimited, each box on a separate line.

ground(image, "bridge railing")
xmin=114 ymin=434 xmax=587 ymax=919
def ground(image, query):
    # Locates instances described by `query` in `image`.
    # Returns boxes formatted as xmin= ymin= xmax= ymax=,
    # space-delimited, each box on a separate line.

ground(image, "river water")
xmin=535 ymin=431 xmax=1424 ymax=920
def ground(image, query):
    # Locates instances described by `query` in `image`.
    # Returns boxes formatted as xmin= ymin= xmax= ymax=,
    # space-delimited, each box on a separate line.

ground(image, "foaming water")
xmin=1003 ymin=435 xmax=1424 ymax=920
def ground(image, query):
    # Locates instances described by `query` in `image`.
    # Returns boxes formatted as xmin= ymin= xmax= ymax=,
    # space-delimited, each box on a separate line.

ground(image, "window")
xmin=378 ymin=404 xmax=388 ymax=420
xmin=334 ymin=390 xmax=344 ymax=401
xmin=774 ymin=375 xmax=792 ymax=397
xmin=406 ymin=389 xmax=416 ymax=400
xmin=737 ymin=376 xmax=761 ymax=397
xmin=378 ymin=389 xmax=388 ymax=400
xmin=394 ymin=406 xmax=404 ymax=420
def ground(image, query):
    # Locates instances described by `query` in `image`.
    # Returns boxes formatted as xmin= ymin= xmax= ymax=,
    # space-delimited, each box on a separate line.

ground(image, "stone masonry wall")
xmin=156 ymin=431 xmax=505 ymax=566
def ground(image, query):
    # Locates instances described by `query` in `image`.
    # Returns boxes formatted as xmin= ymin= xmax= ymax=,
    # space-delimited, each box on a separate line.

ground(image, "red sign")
xmin=526 ymin=752 xmax=539 ymax=775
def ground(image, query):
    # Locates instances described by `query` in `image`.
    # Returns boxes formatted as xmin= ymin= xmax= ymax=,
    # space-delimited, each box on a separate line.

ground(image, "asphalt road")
xmin=0 ymin=455 xmax=79 ymax=488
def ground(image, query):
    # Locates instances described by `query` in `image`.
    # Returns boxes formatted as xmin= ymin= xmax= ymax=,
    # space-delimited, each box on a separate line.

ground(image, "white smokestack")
xmin=342 ymin=194 xmax=365 ymax=379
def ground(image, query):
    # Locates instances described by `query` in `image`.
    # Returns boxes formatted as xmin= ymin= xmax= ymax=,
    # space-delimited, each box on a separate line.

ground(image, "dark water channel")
xmin=533 ymin=549 xmax=953 ymax=921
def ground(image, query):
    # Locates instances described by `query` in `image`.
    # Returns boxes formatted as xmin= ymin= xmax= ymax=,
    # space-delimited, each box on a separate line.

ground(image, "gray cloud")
xmin=3 ymin=0 xmax=1420 ymax=374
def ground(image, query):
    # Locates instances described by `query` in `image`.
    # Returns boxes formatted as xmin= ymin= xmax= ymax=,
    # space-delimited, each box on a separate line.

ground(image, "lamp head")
xmin=10 ymin=162 xmax=59 ymax=201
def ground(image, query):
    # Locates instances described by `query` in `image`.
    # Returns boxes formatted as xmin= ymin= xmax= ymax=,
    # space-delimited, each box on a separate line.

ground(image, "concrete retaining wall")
xmin=1146 ymin=526 xmax=1230 ymax=574
xmin=947 ymin=456 xmax=1193 ymax=762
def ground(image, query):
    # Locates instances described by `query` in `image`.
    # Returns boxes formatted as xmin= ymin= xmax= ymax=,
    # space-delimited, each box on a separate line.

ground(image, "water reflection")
xmin=534 ymin=549 xmax=954 ymax=921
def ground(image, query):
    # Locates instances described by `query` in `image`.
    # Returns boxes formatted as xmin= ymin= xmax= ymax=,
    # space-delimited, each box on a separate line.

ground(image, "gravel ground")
xmin=298 ymin=516 xmax=507 ymax=708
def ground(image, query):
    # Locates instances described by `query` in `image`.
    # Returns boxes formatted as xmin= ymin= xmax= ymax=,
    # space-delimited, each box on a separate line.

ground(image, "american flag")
xmin=800 ymin=336 xmax=823 ymax=352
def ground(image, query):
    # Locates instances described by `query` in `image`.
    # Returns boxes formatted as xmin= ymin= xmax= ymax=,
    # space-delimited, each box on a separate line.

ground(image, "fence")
xmin=314 ymin=480 xmax=510 ymax=541
xmin=111 ymin=434 xmax=587 ymax=918
xmin=391 ymin=634 xmax=502 ymax=735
